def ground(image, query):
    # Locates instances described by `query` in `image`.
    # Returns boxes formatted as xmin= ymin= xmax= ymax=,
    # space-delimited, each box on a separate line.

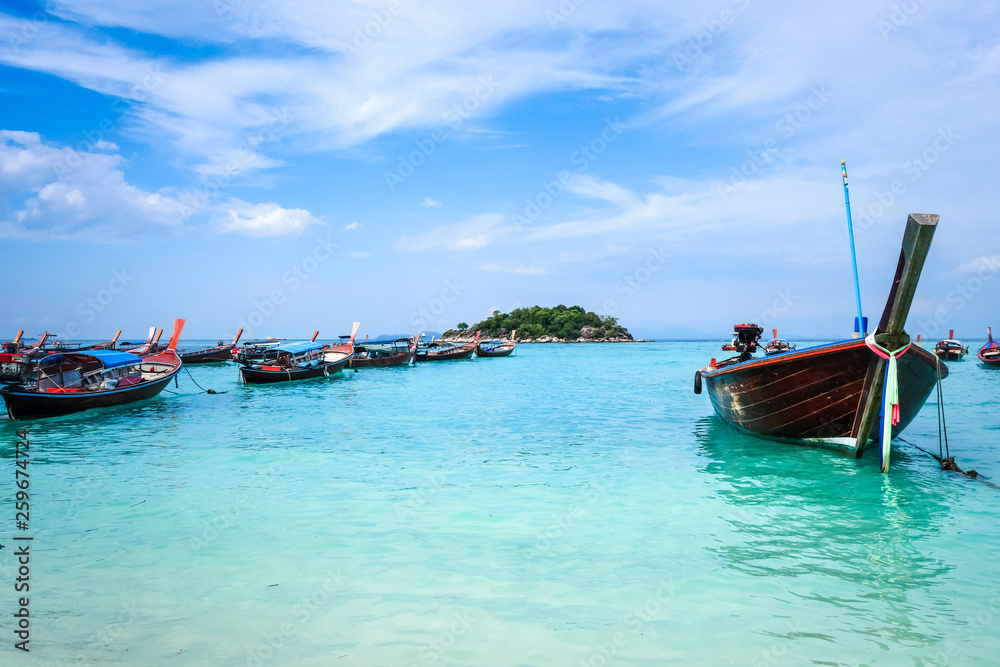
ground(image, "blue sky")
xmin=1 ymin=0 xmax=998 ymax=341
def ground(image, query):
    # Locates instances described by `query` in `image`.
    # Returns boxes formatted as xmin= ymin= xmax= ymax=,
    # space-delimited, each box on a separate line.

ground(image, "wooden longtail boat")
xmin=1 ymin=333 xmax=50 ymax=384
xmin=239 ymin=325 xmax=357 ymax=384
xmin=349 ymin=337 xmax=412 ymax=367
xmin=934 ymin=330 xmax=969 ymax=361
xmin=694 ymin=214 xmax=945 ymax=470
xmin=1 ymin=319 xmax=186 ymax=420
xmin=762 ymin=328 xmax=795 ymax=355
xmin=416 ymin=331 xmax=479 ymax=361
xmin=235 ymin=338 xmax=288 ymax=363
xmin=180 ymin=329 xmax=243 ymax=364
xmin=979 ymin=327 xmax=1000 ymax=367
xmin=477 ymin=330 xmax=517 ymax=357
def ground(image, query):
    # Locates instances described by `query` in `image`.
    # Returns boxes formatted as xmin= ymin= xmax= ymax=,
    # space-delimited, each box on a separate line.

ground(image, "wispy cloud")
xmin=398 ymin=213 xmax=505 ymax=251
xmin=422 ymin=197 xmax=442 ymax=207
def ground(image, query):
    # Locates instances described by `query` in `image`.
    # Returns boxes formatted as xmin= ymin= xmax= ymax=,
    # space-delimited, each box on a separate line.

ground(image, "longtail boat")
xmin=349 ymin=337 xmax=412 ymax=367
xmin=1 ymin=319 xmax=186 ymax=420
xmin=477 ymin=329 xmax=517 ymax=357
xmin=694 ymin=214 xmax=945 ymax=471
xmin=416 ymin=331 xmax=479 ymax=361
xmin=979 ymin=327 xmax=1000 ymax=367
xmin=235 ymin=337 xmax=288 ymax=363
xmin=762 ymin=328 xmax=795 ymax=355
xmin=1 ymin=332 xmax=50 ymax=384
xmin=180 ymin=329 xmax=243 ymax=364
xmin=239 ymin=325 xmax=357 ymax=384
xmin=934 ymin=330 xmax=969 ymax=361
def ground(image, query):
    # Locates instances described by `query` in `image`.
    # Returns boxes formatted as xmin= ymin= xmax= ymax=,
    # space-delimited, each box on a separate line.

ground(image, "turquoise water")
xmin=2 ymin=341 xmax=999 ymax=665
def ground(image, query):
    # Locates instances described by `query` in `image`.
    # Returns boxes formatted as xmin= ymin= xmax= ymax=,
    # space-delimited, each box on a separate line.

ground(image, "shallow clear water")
xmin=2 ymin=342 xmax=999 ymax=665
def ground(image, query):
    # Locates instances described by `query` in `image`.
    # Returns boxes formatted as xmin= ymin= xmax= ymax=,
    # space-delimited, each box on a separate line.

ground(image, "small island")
xmin=439 ymin=305 xmax=649 ymax=343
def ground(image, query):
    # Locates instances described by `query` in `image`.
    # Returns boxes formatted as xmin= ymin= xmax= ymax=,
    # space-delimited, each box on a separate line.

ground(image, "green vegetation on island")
xmin=445 ymin=305 xmax=632 ymax=341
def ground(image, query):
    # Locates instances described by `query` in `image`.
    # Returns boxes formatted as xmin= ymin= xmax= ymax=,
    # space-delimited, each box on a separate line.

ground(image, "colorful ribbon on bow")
xmin=865 ymin=334 xmax=912 ymax=472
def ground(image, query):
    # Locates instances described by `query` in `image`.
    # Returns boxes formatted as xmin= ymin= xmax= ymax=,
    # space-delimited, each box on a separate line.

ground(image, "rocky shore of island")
xmin=440 ymin=326 xmax=652 ymax=343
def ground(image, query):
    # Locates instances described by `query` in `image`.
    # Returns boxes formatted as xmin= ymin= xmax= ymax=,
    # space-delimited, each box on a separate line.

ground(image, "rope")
xmin=865 ymin=334 xmax=912 ymax=472
xmin=183 ymin=365 xmax=225 ymax=394
xmin=934 ymin=356 xmax=950 ymax=460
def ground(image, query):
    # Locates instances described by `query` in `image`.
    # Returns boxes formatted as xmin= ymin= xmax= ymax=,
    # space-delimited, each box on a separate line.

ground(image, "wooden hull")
xmin=700 ymin=339 xmax=946 ymax=451
xmin=1 ymin=357 xmax=181 ymax=420
xmin=180 ymin=346 xmax=233 ymax=364
xmin=417 ymin=346 xmax=475 ymax=361
xmin=934 ymin=349 xmax=966 ymax=361
xmin=240 ymin=357 xmax=349 ymax=384
xmin=349 ymin=352 xmax=410 ymax=367
xmin=979 ymin=348 xmax=1000 ymax=367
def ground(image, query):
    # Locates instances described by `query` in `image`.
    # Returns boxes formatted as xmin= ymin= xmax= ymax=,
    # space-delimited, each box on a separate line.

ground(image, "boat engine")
xmin=731 ymin=323 xmax=763 ymax=361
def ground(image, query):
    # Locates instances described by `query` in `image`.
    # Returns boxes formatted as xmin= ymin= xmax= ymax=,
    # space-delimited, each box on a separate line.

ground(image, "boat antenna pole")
xmin=842 ymin=159 xmax=866 ymax=337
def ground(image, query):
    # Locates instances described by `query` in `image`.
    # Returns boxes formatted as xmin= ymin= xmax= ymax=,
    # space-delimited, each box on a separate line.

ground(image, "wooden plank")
xmin=851 ymin=214 xmax=938 ymax=461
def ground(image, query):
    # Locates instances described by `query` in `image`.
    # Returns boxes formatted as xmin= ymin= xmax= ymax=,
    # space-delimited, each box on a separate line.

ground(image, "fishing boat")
xmin=477 ymin=330 xmax=517 ymax=357
xmin=239 ymin=325 xmax=357 ymax=384
xmin=979 ymin=327 xmax=1000 ymax=367
xmin=762 ymin=328 xmax=795 ymax=355
xmin=416 ymin=332 xmax=479 ymax=361
xmin=694 ymin=213 xmax=945 ymax=472
xmin=180 ymin=329 xmax=243 ymax=364
xmin=349 ymin=337 xmax=413 ymax=367
xmin=934 ymin=330 xmax=969 ymax=361
xmin=235 ymin=336 xmax=296 ymax=363
xmin=1 ymin=319 xmax=186 ymax=420
xmin=1 ymin=332 xmax=48 ymax=382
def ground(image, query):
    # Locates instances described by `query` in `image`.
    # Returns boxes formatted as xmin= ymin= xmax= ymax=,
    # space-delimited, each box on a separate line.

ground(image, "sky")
xmin=1 ymin=0 xmax=998 ymax=342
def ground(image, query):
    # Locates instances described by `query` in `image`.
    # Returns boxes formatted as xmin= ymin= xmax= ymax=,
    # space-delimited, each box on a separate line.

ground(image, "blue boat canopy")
xmin=39 ymin=349 xmax=142 ymax=370
xmin=275 ymin=341 xmax=325 ymax=355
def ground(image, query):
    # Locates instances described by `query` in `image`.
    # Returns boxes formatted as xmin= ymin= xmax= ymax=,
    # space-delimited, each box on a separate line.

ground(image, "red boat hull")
xmin=700 ymin=339 xmax=946 ymax=447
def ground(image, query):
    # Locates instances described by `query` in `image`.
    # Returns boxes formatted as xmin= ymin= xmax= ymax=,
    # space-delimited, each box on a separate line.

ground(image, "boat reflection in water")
xmin=693 ymin=415 xmax=956 ymax=656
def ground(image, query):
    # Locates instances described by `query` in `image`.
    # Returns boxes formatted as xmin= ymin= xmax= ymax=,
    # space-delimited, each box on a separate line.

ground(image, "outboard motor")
xmin=732 ymin=323 xmax=764 ymax=361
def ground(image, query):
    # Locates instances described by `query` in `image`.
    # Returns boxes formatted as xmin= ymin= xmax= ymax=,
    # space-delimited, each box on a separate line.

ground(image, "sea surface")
xmin=2 ymin=341 xmax=999 ymax=666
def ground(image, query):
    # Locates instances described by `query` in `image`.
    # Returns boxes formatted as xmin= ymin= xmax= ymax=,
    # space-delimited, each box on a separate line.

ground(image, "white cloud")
xmin=422 ymin=197 xmax=442 ymax=207
xmin=398 ymin=213 xmax=505 ymax=251
xmin=216 ymin=199 xmax=320 ymax=237
xmin=0 ymin=130 xmax=188 ymax=240
xmin=351 ymin=251 xmax=372 ymax=258
xmin=344 ymin=221 xmax=359 ymax=230
xmin=0 ymin=131 xmax=321 ymax=240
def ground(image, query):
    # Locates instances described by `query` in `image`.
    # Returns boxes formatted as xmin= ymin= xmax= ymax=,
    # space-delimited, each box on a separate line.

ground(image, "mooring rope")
xmin=184 ymin=365 xmax=225 ymax=394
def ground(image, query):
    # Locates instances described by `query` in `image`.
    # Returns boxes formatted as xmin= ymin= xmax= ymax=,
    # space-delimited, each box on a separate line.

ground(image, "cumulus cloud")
xmin=0 ymin=130 xmax=188 ymax=240
xmin=215 ymin=199 xmax=320 ymax=237
xmin=0 ymin=130 xmax=320 ymax=240
xmin=344 ymin=221 xmax=359 ymax=229
xmin=422 ymin=197 xmax=442 ymax=207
